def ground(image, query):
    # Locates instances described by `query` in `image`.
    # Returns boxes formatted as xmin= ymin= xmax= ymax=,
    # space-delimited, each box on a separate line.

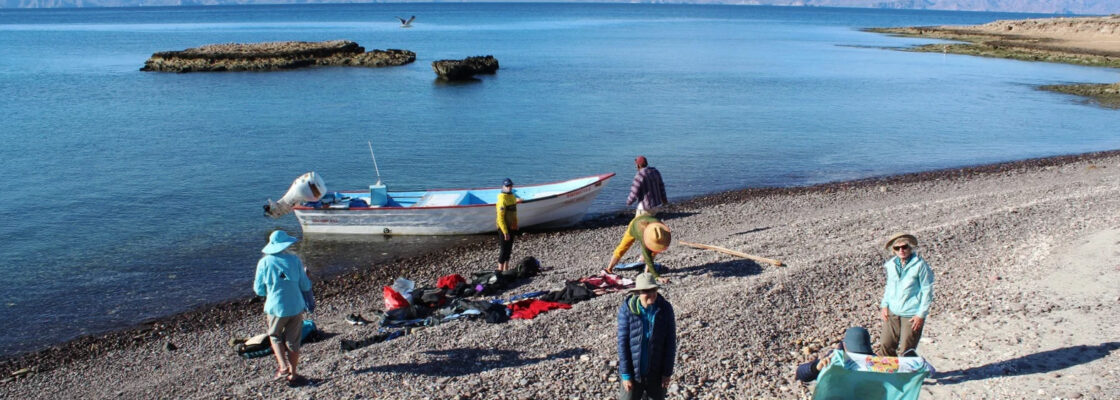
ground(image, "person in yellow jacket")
xmin=606 ymin=215 xmax=671 ymax=282
xmin=496 ymin=178 xmax=519 ymax=271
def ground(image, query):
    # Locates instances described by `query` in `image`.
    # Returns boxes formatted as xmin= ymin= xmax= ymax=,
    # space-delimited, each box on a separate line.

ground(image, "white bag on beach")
xmin=392 ymin=277 xmax=416 ymax=301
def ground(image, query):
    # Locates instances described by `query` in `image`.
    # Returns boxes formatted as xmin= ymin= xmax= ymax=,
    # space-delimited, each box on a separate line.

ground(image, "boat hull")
xmin=293 ymin=174 xmax=612 ymax=235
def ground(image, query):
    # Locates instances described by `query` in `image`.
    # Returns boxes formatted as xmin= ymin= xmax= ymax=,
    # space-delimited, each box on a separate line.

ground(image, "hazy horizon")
xmin=3 ymin=0 xmax=1120 ymax=15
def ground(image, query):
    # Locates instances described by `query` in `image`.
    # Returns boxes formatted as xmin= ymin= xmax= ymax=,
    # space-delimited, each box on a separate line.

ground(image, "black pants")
xmin=498 ymin=231 xmax=516 ymax=263
xmin=619 ymin=378 xmax=666 ymax=400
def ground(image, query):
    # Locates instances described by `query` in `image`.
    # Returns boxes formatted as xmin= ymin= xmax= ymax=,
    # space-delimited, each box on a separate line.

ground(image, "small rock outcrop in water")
xmin=1041 ymin=82 xmax=1120 ymax=109
xmin=140 ymin=40 xmax=416 ymax=72
xmin=431 ymin=55 xmax=500 ymax=81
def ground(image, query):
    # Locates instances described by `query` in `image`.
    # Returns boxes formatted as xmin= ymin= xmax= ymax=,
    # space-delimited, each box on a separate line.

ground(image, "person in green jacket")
xmin=879 ymin=233 xmax=934 ymax=357
xmin=606 ymin=215 xmax=671 ymax=282
xmin=496 ymin=178 xmax=519 ymax=271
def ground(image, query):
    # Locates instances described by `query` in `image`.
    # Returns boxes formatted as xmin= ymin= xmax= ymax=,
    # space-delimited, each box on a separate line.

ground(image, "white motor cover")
xmin=265 ymin=172 xmax=327 ymax=217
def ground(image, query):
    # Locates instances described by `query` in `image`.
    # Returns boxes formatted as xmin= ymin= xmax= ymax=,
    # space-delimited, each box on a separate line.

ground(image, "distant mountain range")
xmin=4 ymin=0 xmax=1119 ymax=15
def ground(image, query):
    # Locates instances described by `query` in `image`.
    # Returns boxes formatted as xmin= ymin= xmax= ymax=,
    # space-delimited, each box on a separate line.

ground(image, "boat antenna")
xmin=367 ymin=140 xmax=383 ymax=185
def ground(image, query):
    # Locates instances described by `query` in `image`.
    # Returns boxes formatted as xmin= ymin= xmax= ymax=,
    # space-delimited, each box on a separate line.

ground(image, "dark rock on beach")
xmin=431 ymin=55 xmax=499 ymax=80
xmin=140 ymin=40 xmax=416 ymax=72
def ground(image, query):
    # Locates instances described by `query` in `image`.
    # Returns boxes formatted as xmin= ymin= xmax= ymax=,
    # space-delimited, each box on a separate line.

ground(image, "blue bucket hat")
xmin=261 ymin=230 xmax=299 ymax=254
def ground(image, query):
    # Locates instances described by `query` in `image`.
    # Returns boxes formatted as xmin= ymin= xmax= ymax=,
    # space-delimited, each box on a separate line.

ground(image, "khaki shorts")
xmin=266 ymin=314 xmax=303 ymax=352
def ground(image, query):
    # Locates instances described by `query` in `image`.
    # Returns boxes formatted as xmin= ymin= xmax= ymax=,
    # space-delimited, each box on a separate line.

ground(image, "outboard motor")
xmin=264 ymin=172 xmax=327 ymax=217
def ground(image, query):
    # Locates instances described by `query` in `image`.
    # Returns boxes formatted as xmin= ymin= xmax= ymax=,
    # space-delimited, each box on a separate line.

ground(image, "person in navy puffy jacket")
xmin=616 ymin=273 xmax=677 ymax=400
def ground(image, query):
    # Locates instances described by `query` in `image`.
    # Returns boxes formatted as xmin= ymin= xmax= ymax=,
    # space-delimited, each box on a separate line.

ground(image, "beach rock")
xmin=431 ymin=56 xmax=500 ymax=81
xmin=164 ymin=342 xmax=177 ymax=351
xmin=141 ymin=40 xmax=415 ymax=72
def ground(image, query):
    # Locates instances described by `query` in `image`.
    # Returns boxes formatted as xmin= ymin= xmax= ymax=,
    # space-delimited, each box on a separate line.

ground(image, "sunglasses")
xmin=892 ymin=244 xmax=911 ymax=251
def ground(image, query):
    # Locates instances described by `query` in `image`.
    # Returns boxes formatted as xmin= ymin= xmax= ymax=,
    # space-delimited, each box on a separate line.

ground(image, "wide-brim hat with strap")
xmin=262 ymin=230 xmax=299 ymax=254
xmin=884 ymin=233 xmax=917 ymax=250
xmin=643 ymin=222 xmax=671 ymax=253
xmin=628 ymin=272 xmax=661 ymax=292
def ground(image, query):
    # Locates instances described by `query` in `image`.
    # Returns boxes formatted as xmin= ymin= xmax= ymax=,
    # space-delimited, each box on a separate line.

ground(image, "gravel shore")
xmin=3 ymin=151 xmax=1119 ymax=399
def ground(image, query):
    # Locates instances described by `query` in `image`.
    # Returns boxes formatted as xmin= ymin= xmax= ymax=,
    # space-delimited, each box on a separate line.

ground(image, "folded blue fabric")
xmin=491 ymin=290 xmax=550 ymax=304
xmin=616 ymin=262 xmax=665 ymax=272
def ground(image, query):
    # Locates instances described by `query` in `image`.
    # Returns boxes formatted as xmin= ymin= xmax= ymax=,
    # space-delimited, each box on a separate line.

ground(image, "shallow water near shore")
xmin=1 ymin=3 xmax=1119 ymax=357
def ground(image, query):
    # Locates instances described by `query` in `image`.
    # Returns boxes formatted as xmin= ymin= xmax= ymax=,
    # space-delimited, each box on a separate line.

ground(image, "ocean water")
xmin=0 ymin=3 xmax=1117 ymax=357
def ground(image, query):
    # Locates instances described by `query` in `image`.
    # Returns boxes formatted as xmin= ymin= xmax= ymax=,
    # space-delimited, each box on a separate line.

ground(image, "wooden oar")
xmin=678 ymin=241 xmax=783 ymax=267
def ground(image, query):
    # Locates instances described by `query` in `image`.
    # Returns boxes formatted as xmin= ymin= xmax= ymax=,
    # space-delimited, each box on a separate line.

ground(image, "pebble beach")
xmin=2 ymin=150 xmax=1118 ymax=399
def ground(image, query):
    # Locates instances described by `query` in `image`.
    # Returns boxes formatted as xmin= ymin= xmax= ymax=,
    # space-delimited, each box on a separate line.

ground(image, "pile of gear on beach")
xmin=233 ymin=256 xmax=649 ymax=356
xmin=341 ymin=256 xmax=652 ymax=351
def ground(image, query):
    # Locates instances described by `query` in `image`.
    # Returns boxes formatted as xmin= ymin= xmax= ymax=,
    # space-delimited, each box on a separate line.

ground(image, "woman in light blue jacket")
xmin=879 ymin=233 xmax=934 ymax=357
xmin=254 ymin=230 xmax=313 ymax=382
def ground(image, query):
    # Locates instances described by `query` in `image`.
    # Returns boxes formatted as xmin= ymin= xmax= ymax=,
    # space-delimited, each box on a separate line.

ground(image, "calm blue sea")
xmin=0 ymin=3 xmax=1117 ymax=357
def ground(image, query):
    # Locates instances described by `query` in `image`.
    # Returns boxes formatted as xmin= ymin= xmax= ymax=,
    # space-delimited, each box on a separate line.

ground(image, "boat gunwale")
xmin=292 ymin=172 xmax=615 ymax=212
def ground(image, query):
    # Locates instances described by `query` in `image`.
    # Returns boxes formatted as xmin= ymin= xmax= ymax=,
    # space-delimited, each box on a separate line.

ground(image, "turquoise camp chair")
xmin=813 ymin=350 xmax=932 ymax=400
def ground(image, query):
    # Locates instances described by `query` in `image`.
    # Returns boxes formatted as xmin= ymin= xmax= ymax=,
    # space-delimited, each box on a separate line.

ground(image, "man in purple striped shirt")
xmin=627 ymin=156 xmax=668 ymax=217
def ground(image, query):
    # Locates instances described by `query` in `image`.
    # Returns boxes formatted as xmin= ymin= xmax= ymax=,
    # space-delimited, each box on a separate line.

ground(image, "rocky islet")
xmin=140 ymin=41 xmax=504 ymax=82
xmin=431 ymin=55 xmax=500 ymax=81
xmin=140 ymin=40 xmax=416 ymax=72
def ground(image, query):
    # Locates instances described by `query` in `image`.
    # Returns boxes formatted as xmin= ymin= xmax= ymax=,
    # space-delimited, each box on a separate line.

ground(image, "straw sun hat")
xmin=643 ymin=222 xmax=671 ymax=253
xmin=885 ymin=233 xmax=917 ymax=250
